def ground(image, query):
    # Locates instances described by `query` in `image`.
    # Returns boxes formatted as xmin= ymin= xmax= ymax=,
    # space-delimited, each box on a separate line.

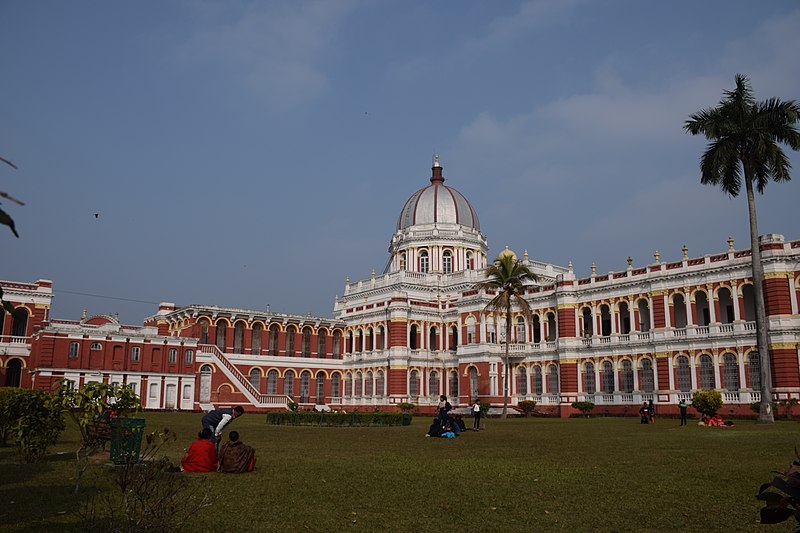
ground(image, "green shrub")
xmin=479 ymin=402 xmax=491 ymax=416
xmin=750 ymin=401 xmax=778 ymax=415
xmin=692 ymin=390 xmax=723 ymax=416
xmin=518 ymin=400 xmax=537 ymax=416
xmin=397 ymin=402 xmax=415 ymax=412
xmin=266 ymin=411 xmax=411 ymax=427
xmin=571 ymin=401 xmax=595 ymax=417
xmin=2 ymin=388 xmax=65 ymax=462
xmin=0 ymin=386 xmax=17 ymax=445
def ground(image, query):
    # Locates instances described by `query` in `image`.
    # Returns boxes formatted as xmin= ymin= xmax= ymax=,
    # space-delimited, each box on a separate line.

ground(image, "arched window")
xmin=410 ymin=325 xmax=418 ymax=350
xmin=428 ymin=371 xmax=439 ymax=397
xmin=486 ymin=317 xmax=496 ymax=344
xmin=284 ymin=370 xmax=295 ymax=398
xmin=377 ymin=326 xmax=385 ymax=350
xmin=215 ymin=322 xmax=226 ymax=351
xmin=69 ymin=342 xmax=80 ymax=358
xmin=676 ymin=356 xmax=691 ymax=392
xmin=366 ymin=327 xmax=373 ymax=351
xmin=251 ymin=323 xmax=262 ymax=355
xmin=621 ymin=360 xmax=634 ymax=393
xmin=317 ymin=329 xmax=327 ymax=358
xmin=469 ymin=367 xmax=479 ymax=399
xmin=429 ymin=327 xmax=437 ymax=351
xmin=640 ymin=359 xmax=654 ymax=392
xmin=233 ymin=322 xmax=245 ymax=353
xmin=546 ymin=313 xmax=557 ymax=341
xmin=748 ymin=352 xmax=761 ymax=390
xmin=376 ymin=370 xmax=385 ymax=397
xmin=333 ymin=331 xmax=341 ymax=357
xmin=583 ymin=362 xmax=596 ymax=394
xmin=600 ymin=305 xmax=611 ymax=336
xmin=723 ymin=353 xmax=740 ymax=390
xmin=269 ymin=325 xmax=280 ymax=355
xmin=602 ymin=361 xmax=614 ymax=392
xmin=637 ymin=299 xmax=651 ymax=331
xmin=449 ymin=370 xmax=458 ymax=398
xmin=419 ymin=250 xmax=429 ymax=273
xmin=300 ymin=371 xmax=310 ymax=402
xmin=200 ymin=319 xmax=209 ymax=344
xmin=717 ymin=288 xmax=734 ymax=324
xmin=695 ymin=292 xmax=710 ymax=326
xmin=315 ymin=371 xmax=325 ymax=402
xmin=356 ymin=330 xmax=363 ymax=352
xmin=409 ymin=370 xmax=420 ymax=398
xmin=532 ymin=366 xmax=543 ymax=395
xmin=699 ymin=355 xmax=715 ymax=389
xmin=365 ymin=371 xmax=374 ymax=397
xmin=267 ymin=369 xmax=278 ymax=394
xmin=516 ymin=317 xmax=526 ymax=343
xmin=581 ymin=307 xmax=593 ymax=337
xmin=618 ymin=301 xmax=631 ymax=334
xmin=331 ymin=373 xmax=341 ymax=399
xmin=344 ymin=373 xmax=352 ymax=397
xmin=285 ymin=326 xmax=296 ymax=357
xmin=548 ymin=364 xmax=559 ymax=394
xmin=532 ymin=315 xmax=541 ymax=343
xmin=450 ymin=326 xmax=458 ymax=350
xmin=466 ymin=251 xmax=474 ymax=270
xmin=442 ymin=250 xmax=452 ymax=274
xmin=467 ymin=317 xmax=476 ymax=344
xmin=517 ymin=367 xmax=527 ymax=396
xmin=672 ymin=294 xmax=687 ymax=328
xmin=4 ymin=359 xmax=21 ymax=387
xmin=249 ymin=369 xmax=260 ymax=390
xmin=355 ymin=372 xmax=363 ymax=397
xmin=11 ymin=311 xmax=27 ymax=338
xmin=302 ymin=328 xmax=311 ymax=357
xmin=399 ymin=253 xmax=406 ymax=271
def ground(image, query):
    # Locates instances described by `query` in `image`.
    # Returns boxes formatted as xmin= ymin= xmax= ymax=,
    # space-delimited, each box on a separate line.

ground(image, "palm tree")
xmin=478 ymin=247 xmax=538 ymax=419
xmin=684 ymin=74 xmax=800 ymax=423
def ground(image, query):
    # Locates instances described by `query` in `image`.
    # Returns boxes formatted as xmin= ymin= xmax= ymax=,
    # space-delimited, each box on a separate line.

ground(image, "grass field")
xmin=1 ymin=413 xmax=797 ymax=532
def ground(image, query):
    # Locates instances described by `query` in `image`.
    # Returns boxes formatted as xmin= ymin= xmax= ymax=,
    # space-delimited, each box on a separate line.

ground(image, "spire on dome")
xmin=430 ymin=154 xmax=444 ymax=184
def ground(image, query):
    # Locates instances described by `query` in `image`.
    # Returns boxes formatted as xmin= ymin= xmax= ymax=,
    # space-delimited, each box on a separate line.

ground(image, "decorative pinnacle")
xmin=433 ymin=154 xmax=441 ymax=168
xmin=523 ymin=250 xmax=529 ymax=260
xmin=568 ymin=260 xmax=573 ymax=271
xmin=654 ymin=250 xmax=660 ymax=263
xmin=82 ymin=308 xmax=87 ymax=319
xmin=627 ymin=256 xmax=633 ymax=267
xmin=682 ymin=244 xmax=688 ymax=259
xmin=371 ymin=270 xmax=375 ymax=279
xmin=345 ymin=276 xmax=350 ymax=284
xmin=591 ymin=262 xmax=597 ymax=275
xmin=727 ymin=235 xmax=735 ymax=250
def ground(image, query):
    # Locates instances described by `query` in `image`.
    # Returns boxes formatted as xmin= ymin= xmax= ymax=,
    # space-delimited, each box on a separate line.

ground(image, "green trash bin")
xmin=110 ymin=417 xmax=146 ymax=464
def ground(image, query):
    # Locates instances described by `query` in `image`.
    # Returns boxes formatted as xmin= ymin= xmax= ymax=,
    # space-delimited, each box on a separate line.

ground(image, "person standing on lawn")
xmin=679 ymin=400 xmax=688 ymax=426
xmin=471 ymin=398 xmax=482 ymax=430
xmin=201 ymin=406 xmax=244 ymax=446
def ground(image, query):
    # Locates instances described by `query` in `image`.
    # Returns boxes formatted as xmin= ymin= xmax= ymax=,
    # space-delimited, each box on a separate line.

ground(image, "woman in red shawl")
xmin=180 ymin=427 xmax=218 ymax=472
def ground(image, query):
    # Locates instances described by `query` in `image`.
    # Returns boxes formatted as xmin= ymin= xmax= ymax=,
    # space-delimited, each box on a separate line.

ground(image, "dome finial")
xmin=430 ymin=155 xmax=444 ymax=184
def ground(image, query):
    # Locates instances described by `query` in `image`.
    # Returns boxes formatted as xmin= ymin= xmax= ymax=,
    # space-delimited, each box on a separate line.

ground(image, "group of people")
xmin=638 ymin=400 xmax=656 ymax=424
xmin=176 ymin=406 xmax=256 ymax=473
xmin=426 ymin=396 xmax=484 ymax=438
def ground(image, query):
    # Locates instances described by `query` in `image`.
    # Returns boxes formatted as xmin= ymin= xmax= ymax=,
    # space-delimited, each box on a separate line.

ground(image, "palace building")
xmin=2 ymin=158 xmax=799 ymax=417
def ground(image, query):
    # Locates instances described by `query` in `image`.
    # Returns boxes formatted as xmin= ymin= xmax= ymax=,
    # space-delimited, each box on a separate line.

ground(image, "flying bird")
xmin=94 ymin=213 xmax=99 ymax=219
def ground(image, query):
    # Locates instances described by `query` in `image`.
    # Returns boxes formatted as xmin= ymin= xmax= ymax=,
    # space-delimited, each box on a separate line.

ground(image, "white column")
xmin=594 ymin=364 xmax=601 ymax=394
xmin=685 ymin=294 xmax=693 ymax=326
xmin=712 ymin=352 xmax=721 ymax=389
xmin=632 ymin=359 xmax=639 ymax=391
xmin=667 ymin=356 xmax=675 ymax=390
xmin=628 ymin=301 xmax=636 ymax=333
xmin=653 ymin=357 xmax=660 ymax=391
xmin=689 ymin=356 xmax=698 ymax=390
xmin=789 ymin=276 xmax=799 ymax=315
xmin=663 ymin=294 xmax=671 ymax=328
xmin=611 ymin=303 xmax=618 ymax=335
xmin=731 ymin=283 xmax=742 ymax=321
xmin=708 ymin=286 xmax=717 ymax=323
xmin=576 ymin=362 xmax=582 ymax=394
xmin=737 ymin=350 xmax=747 ymax=389
xmin=612 ymin=359 xmax=619 ymax=393
xmin=648 ymin=297 xmax=655 ymax=331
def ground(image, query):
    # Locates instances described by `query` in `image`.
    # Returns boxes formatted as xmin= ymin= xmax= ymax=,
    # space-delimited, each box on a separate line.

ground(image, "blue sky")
xmin=2 ymin=0 xmax=799 ymax=324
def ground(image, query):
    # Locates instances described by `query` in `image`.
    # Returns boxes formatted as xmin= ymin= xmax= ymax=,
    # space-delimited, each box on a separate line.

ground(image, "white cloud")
xmin=171 ymin=1 xmax=358 ymax=111
xmin=470 ymin=0 xmax=584 ymax=51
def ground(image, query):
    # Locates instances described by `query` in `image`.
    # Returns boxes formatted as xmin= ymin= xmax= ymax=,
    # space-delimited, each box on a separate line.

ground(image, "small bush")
xmin=571 ymin=401 xmax=595 ymax=417
xmin=1 ymin=388 xmax=65 ymax=462
xmin=692 ymin=390 xmax=723 ymax=416
xmin=518 ymin=400 xmax=537 ymax=417
xmin=479 ymin=402 xmax=491 ymax=416
xmin=397 ymin=402 xmax=415 ymax=412
xmin=750 ymin=401 xmax=778 ymax=415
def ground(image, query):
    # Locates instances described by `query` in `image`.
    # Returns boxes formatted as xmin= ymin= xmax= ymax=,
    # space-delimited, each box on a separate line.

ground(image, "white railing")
xmin=0 ymin=335 xmax=29 ymax=344
xmin=677 ymin=392 xmax=693 ymax=402
xmin=620 ymin=393 xmax=634 ymax=403
xmin=673 ymin=329 xmax=687 ymax=337
xmin=719 ymin=324 xmax=734 ymax=333
xmin=599 ymin=337 xmax=611 ymax=344
xmin=723 ymin=391 xmax=740 ymax=403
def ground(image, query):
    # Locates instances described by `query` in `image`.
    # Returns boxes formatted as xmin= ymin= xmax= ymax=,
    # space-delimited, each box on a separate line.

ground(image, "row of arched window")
xmin=575 ymin=353 xmax=760 ymax=394
xmin=0 ymin=309 xmax=29 ymax=338
xmin=398 ymin=249 xmax=476 ymax=273
xmin=198 ymin=320 xmax=343 ymax=357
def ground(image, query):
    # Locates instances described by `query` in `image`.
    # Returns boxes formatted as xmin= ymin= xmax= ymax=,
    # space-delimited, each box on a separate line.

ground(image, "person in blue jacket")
xmin=201 ymin=406 xmax=244 ymax=446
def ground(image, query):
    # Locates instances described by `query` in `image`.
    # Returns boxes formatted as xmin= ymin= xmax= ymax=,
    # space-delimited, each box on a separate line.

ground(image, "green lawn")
xmin=1 ymin=413 xmax=797 ymax=532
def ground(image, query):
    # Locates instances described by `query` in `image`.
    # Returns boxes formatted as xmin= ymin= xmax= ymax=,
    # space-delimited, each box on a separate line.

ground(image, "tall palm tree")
xmin=684 ymin=74 xmax=800 ymax=423
xmin=478 ymin=248 xmax=538 ymax=419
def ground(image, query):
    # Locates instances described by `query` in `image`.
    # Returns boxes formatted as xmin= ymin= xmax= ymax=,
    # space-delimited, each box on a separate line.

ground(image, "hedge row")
xmin=266 ymin=411 xmax=412 ymax=427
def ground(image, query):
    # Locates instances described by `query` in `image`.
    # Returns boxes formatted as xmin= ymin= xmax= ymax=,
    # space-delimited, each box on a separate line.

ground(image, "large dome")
xmin=396 ymin=159 xmax=480 ymax=231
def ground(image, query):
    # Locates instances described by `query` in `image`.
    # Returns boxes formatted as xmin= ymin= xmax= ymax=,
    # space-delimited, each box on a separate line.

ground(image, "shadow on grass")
xmin=0 ymin=482 xmax=91 ymax=533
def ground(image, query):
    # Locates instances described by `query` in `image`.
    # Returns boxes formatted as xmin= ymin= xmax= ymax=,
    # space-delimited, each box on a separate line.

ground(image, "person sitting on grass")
xmin=179 ymin=428 xmax=217 ymax=472
xmin=218 ymin=431 xmax=257 ymax=473
xmin=426 ymin=417 xmax=444 ymax=438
